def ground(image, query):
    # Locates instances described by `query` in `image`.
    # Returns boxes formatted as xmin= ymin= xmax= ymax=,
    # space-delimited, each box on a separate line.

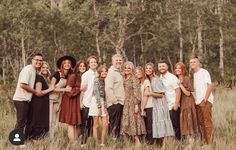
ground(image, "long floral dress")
xmin=121 ymin=76 xmax=146 ymax=136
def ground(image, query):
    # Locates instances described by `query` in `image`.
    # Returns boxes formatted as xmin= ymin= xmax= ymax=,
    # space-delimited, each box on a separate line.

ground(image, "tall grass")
xmin=0 ymin=87 xmax=236 ymax=150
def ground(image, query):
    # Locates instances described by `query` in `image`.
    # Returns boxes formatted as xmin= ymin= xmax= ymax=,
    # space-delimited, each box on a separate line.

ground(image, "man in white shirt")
xmin=13 ymin=53 xmax=43 ymax=133
xmin=80 ymin=55 xmax=98 ymax=145
xmin=105 ymin=54 xmax=125 ymax=138
xmin=190 ymin=57 xmax=214 ymax=144
xmin=158 ymin=60 xmax=181 ymax=140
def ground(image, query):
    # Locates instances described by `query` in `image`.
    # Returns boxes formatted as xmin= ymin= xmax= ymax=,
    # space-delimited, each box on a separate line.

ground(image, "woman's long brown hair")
xmin=60 ymin=60 xmax=72 ymax=78
xmin=73 ymin=60 xmax=87 ymax=84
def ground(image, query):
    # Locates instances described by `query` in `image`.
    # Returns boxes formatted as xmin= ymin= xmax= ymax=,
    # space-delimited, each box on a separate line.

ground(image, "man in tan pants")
xmin=190 ymin=57 xmax=214 ymax=145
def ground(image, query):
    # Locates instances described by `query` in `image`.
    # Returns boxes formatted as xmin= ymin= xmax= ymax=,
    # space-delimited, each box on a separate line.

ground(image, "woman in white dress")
xmin=88 ymin=65 xmax=108 ymax=146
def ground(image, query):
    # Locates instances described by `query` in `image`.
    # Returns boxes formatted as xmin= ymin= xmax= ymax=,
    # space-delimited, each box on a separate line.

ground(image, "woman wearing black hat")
xmin=49 ymin=56 xmax=76 ymax=139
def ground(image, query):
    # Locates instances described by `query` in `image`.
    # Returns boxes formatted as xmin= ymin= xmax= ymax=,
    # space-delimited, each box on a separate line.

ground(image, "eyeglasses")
xmin=33 ymin=59 xmax=43 ymax=62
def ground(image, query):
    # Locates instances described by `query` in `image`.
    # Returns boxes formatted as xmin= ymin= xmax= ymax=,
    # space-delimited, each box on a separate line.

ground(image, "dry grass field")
xmin=0 ymin=85 xmax=236 ymax=150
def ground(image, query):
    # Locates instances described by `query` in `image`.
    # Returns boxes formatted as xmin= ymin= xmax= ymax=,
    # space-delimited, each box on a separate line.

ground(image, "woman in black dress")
xmin=25 ymin=61 xmax=54 ymax=141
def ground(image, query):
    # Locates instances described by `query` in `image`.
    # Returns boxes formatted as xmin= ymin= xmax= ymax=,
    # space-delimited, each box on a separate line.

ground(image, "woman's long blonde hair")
xmin=135 ymin=66 xmax=145 ymax=83
xmin=145 ymin=62 xmax=155 ymax=81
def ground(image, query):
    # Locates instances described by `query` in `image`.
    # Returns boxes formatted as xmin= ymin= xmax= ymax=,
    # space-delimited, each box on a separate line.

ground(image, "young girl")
xmin=59 ymin=60 xmax=87 ymax=145
xmin=49 ymin=56 xmax=76 ymax=138
xmin=135 ymin=66 xmax=153 ymax=145
xmin=144 ymin=62 xmax=174 ymax=147
xmin=174 ymin=62 xmax=198 ymax=139
xmin=25 ymin=61 xmax=54 ymax=141
xmin=89 ymin=65 xmax=108 ymax=146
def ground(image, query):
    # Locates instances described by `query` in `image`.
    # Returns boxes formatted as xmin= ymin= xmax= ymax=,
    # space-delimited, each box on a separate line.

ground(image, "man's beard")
xmin=159 ymin=70 xmax=167 ymax=75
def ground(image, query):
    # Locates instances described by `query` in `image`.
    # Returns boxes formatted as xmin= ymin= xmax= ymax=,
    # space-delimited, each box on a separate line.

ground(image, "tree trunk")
xmin=133 ymin=45 xmax=136 ymax=66
xmin=141 ymin=0 xmax=145 ymax=11
xmin=2 ymin=38 xmax=7 ymax=85
xmin=167 ymin=55 xmax=174 ymax=73
xmin=102 ymin=50 xmax=106 ymax=65
xmin=21 ymin=36 xmax=26 ymax=67
xmin=8 ymin=57 xmax=18 ymax=81
xmin=93 ymin=2 xmax=102 ymax=63
xmin=140 ymin=34 xmax=144 ymax=65
xmin=59 ymin=0 xmax=63 ymax=10
xmin=53 ymin=50 xmax=58 ymax=71
xmin=218 ymin=0 xmax=224 ymax=78
xmin=50 ymin=0 xmax=57 ymax=9
xmin=96 ymin=32 xmax=102 ymax=63
xmin=178 ymin=2 xmax=183 ymax=62
xmin=197 ymin=11 xmax=203 ymax=61
xmin=2 ymin=57 xmax=6 ymax=85
xmin=187 ymin=17 xmax=196 ymax=57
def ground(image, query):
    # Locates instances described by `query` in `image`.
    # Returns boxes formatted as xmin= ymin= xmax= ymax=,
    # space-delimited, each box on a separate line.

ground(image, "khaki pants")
xmin=196 ymin=101 xmax=214 ymax=144
xmin=49 ymin=101 xmax=59 ymax=138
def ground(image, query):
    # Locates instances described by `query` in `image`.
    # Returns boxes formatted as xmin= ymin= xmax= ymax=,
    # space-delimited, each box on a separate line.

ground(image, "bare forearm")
xmin=53 ymin=88 xmax=66 ymax=93
xmin=80 ymin=85 xmax=87 ymax=92
xmin=151 ymin=92 xmax=163 ymax=98
xmin=142 ymin=96 xmax=148 ymax=110
xmin=41 ymin=88 xmax=52 ymax=95
xmin=20 ymin=84 xmax=36 ymax=94
xmin=205 ymin=84 xmax=212 ymax=100
xmin=179 ymin=84 xmax=191 ymax=96
xmin=175 ymin=88 xmax=181 ymax=104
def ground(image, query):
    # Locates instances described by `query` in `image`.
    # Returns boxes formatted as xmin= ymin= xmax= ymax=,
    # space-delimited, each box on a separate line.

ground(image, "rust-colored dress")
xmin=180 ymin=76 xmax=198 ymax=136
xmin=121 ymin=76 xmax=146 ymax=136
xmin=59 ymin=74 xmax=81 ymax=126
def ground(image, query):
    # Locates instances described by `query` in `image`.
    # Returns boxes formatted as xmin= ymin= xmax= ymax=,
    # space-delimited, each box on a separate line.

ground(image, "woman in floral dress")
xmin=121 ymin=61 xmax=146 ymax=146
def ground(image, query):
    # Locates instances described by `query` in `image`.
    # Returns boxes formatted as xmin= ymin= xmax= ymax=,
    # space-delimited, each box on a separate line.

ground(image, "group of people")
xmin=12 ymin=53 xmax=214 ymax=148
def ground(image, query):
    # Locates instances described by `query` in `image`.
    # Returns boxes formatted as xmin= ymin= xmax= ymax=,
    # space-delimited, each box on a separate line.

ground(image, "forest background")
xmin=0 ymin=0 xmax=236 ymax=149
xmin=0 ymin=0 xmax=236 ymax=85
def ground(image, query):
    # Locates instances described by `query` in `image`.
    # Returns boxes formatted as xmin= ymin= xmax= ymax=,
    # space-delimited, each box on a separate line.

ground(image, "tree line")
xmin=0 ymin=0 xmax=236 ymax=87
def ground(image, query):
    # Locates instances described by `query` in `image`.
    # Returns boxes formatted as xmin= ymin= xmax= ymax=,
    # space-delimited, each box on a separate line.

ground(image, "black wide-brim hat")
xmin=57 ymin=56 xmax=76 ymax=69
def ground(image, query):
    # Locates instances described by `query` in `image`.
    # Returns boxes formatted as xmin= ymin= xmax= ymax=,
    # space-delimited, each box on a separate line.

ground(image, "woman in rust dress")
xmin=121 ymin=61 xmax=146 ymax=146
xmin=59 ymin=60 xmax=87 ymax=144
xmin=174 ymin=62 xmax=198 ymax=139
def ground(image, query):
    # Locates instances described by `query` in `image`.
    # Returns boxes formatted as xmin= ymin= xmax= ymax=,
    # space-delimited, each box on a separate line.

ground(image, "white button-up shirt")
xmin=81 ymin=69 xmax=96 ymax=107
xmin=160 ymin=71 xmax=180 ymax=110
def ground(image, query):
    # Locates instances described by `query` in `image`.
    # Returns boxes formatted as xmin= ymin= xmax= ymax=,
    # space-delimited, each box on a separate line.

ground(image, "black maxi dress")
xmin=25 ymin=74 xmax=49 ymax=140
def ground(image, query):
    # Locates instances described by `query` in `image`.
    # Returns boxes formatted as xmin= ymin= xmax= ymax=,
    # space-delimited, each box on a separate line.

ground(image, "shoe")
xmin=19 ymin=144 xmax=26 ymax=148
xmin=100 ymin=144 xmax=105 ymax=147
xmin=81 ymin=144 xmax=86 ymax=148
xmin=112 ymin=137 xmax=117 ymax=140
xmin=201 ymin=145 xmax=210 ymax=150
